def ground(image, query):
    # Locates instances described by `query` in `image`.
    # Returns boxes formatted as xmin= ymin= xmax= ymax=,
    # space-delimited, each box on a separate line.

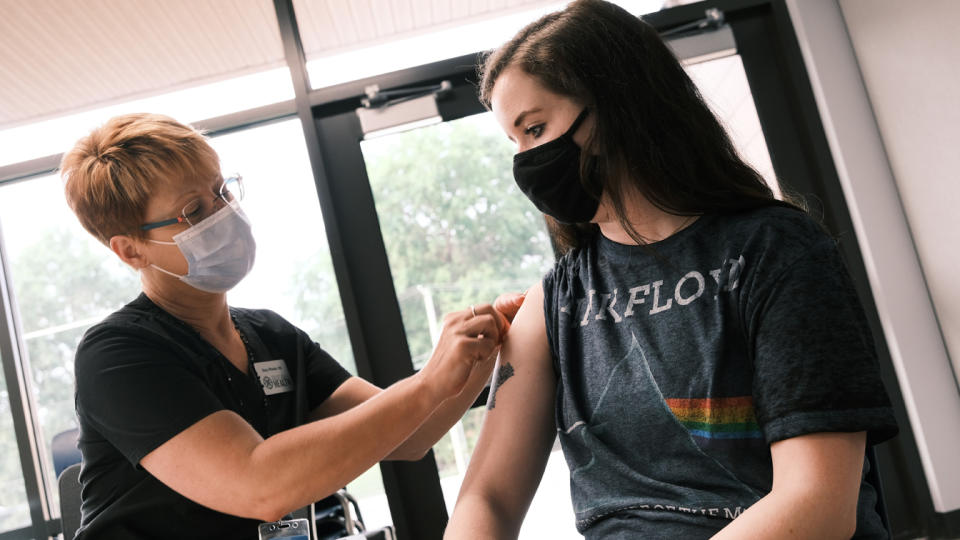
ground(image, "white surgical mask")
xmin=148 ymin=200 xmax=256 ymax=293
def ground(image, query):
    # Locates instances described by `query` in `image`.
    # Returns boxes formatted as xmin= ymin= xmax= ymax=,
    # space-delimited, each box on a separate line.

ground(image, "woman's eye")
xmin=524 ymin=124 xmax=545 ymax=138
xmin=182 ymin=200 xmax=203 ymax=219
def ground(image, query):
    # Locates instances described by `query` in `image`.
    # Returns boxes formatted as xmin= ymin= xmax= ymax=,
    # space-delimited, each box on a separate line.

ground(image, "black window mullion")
xmin=273 ymin=1 xmax=450 ymax=537
xmin=313 ymin=109 xmax=449 ymax=540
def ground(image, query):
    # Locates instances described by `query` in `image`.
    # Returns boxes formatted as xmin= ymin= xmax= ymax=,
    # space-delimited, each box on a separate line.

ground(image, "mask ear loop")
xmin=144 ymin=239 xmax=185 ymax=278
xmin=565 ymin=107 xmax=590 ymax=139
xmin=149 ymin=263 xmax=185 ymax=279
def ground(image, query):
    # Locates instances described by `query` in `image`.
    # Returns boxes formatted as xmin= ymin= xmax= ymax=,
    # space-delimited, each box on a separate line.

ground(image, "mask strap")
xmin=565 ymin=108 xmax=590 ymax=137
xmin=148 ymin=239 xmax=177 ymax=246
xmin=149 ymin=264 xmax=184 ymax=279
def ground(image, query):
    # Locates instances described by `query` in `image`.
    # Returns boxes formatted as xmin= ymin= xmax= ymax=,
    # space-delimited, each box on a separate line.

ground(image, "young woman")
xmin=446 ymin=1 xmax=897 ymax=538
xmin=61 ymin=112 xmax=513 ymax=539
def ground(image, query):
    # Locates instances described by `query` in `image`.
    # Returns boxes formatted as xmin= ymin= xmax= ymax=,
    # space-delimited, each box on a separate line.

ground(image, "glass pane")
xmin=210 ymin=119 xmax=357 ymax=375
xmin=685 ymin=54 xmax=781 ymax=197
xmin=0 ymin=355 xmax=31 ymax=531
xmin=0 ymin=173 xmax=141 ymax=515
xmin=361 ymin=112 xmax=575 ymax=537
xmin=362 ymin=113 xmax=554 ymax=369
xmin=210 ymin=120 xmax=389 ymax=529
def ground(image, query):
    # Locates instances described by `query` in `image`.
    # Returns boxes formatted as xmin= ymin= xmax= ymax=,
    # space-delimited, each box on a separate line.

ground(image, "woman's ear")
xmin=109 ymin=235 xmax=149 ymax=270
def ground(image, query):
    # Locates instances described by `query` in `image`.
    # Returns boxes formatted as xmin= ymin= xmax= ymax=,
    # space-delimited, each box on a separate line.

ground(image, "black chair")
xmin=315 ymin=490 xmax=395 ymax=540
xmin=59 ymin=463 xmax=83 ymax=540
xmin=51 ymin=427 xmax=82 ymax=478
xmin=865 ymin=445 xmax=892 ymax=538
xmin=51 ymin=427 xmax=84 ymax=540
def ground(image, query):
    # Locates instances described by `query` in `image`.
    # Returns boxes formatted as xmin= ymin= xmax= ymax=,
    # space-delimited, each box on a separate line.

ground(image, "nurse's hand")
xmin=493 ymin=291 xmax=526 ymax=331
xmin=419 ymin=304 xmax=506 ymax=401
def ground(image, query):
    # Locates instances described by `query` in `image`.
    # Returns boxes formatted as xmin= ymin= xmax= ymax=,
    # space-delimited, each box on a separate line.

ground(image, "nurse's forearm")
xmin=386 ymin=355 xmax=495 ymax=461
xmin=248 ymin=371 xmax=442 ymax=521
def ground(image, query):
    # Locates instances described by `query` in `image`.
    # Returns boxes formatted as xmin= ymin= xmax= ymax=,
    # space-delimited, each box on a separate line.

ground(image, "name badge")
xmin=253 ymin=360 xmax=293 ymax=395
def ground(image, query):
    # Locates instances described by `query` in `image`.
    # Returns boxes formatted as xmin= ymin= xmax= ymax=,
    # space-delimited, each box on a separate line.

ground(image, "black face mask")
xmin=512 ymin=108 xmax=599 ymax=224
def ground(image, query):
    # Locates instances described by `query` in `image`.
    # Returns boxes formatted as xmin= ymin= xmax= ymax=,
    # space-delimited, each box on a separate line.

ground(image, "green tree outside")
xmin=1 ymin=226 xmax=139 ymax=528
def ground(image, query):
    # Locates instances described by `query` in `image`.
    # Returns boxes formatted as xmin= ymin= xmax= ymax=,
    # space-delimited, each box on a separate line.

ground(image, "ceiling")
xmin=0 ymin=0 xmax=561 ymax=130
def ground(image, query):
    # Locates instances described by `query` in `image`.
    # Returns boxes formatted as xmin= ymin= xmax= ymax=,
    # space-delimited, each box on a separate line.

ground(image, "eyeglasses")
xmin=141 ymin=175 xmax=244 ymax=231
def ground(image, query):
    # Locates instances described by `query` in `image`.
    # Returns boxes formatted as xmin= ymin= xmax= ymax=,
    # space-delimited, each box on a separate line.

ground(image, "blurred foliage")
xmin=289 ymin=116 xmax=554 ymax=501
xmin=291 ymin=117 xmax=553 ymax=368
xmin=1 ymin=227 xmax=138 ymax=528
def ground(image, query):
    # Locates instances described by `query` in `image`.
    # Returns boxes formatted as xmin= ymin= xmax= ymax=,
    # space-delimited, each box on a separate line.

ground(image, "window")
xmin=0 ymin=174 xmax=141 ymax=514
xmin=209 ymin=119 xmax=391 ymax=529
xmin=685 ymin=53 xmax=780 ymax=197
xmin=210 ymin=119 xmax=356 ymax=374
xmin=361 ymin=112 xmax=580 ymax=538
xmin=0 ymin=362 xmax=31 ymax=532
xmin=361 ymin=113 xmax=554 ymax=370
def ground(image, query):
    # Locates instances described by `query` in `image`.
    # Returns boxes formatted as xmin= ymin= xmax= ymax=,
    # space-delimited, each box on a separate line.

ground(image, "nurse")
xmin=446 ymin=1 xmax=897 ymax=538
xmin=61 ymin=112 xmax=510 ymax=539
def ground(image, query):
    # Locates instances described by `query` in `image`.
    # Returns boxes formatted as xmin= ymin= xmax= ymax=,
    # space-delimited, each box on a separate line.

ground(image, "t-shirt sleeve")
xmin=542 ymin=268 xmax=561 ymax=368
xmin=747 ymin=237 xmax=898 ymax=446
xmin=75 ymin=326 xmax=225 ymax=467
xmin=298 ymin=328 xmax=352 ymax=411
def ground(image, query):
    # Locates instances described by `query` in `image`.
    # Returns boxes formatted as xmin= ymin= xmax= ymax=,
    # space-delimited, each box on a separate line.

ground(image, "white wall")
xmin=838 ymin=0 xmax=960 ymax=385
xmin=786 ymin=0 xmax=960 ymax=512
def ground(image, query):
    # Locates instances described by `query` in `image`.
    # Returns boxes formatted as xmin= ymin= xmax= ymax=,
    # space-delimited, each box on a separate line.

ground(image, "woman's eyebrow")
xmin=514 ymin=107 xmax=542 ymax=127
xmin=166 ymin=188 xmax=204 ymax=211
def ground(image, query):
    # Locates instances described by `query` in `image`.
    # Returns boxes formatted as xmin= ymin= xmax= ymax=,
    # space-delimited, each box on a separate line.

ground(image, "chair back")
xmin=865 ymin=445 xmax=892 ymax=538
xmin=59 ymin=463 xmax=82 ymax=540
xmin=52 ymin=427 xmax=82 ymax=478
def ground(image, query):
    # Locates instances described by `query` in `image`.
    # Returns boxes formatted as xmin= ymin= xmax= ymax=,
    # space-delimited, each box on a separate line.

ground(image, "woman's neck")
xmin=141 ymin=277 xmax=234 ymax=340
xmin=594 ymin=191 xmax=698 ymax=245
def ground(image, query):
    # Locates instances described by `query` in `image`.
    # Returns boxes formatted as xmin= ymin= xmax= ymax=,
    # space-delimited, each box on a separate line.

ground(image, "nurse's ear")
xmin=109 ymin=235 xmax=150 ymax=270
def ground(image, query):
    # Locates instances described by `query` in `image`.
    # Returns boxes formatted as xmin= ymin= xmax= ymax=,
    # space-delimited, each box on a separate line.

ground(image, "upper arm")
xmin=714 ymin=430 xmax=867 ymax=539
xmin=455 ymin=281 xmax=557 ymax=524
xmin=749 ymin=238 xmax=897 ymax=445
xmin=141 ymin=376 xmax=387 ymax=520
xmin=75 ymin=329 xmax=225 ymax=466
xmin=769 ymin=431 xmax=866 ymax=532
xmin=77 ymin=329 xmax=281 ymax=519
xmin=140 ymin=410 xmax=270 ymax=519
xmin=299 ymin=327 xmax=355 ymax=411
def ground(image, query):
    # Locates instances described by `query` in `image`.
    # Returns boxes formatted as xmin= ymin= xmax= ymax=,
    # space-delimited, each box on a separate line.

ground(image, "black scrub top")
xmin=73 ymin=293 xmax=352 ymax=540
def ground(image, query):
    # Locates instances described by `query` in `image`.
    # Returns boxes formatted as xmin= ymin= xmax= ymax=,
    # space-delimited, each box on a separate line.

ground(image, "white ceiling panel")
xmin=292 ymin=0 xmax=560 ymax=58
xmin=0 ymin=0 xmax=285 ymax=129
xmin=1 ymin=0 xmax=584 ymax=132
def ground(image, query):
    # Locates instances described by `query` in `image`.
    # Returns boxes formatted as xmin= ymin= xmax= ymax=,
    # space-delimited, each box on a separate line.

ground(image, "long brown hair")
xmin=479 ymin=0 xmax=803 ymax=254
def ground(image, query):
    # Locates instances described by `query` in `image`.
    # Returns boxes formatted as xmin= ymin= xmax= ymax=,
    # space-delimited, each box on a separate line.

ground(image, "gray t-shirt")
xmin=543 ymin=206 xmax=897 ymax=539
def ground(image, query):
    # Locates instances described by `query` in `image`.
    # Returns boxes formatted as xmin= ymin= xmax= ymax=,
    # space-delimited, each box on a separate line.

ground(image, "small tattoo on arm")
xmin=487 ymin=362 xmax=515 ymax=410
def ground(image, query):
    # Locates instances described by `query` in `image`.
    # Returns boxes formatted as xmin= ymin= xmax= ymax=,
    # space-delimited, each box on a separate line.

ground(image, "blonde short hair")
xmin=61 ymin=113 xmax=220 ymax=245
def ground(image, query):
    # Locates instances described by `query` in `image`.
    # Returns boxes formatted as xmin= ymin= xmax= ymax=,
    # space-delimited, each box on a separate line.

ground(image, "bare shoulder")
xmin=486 ymin=281 xmax=551 ymax=411
xmin=505 ymin=281 xmax=547 ymax=344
